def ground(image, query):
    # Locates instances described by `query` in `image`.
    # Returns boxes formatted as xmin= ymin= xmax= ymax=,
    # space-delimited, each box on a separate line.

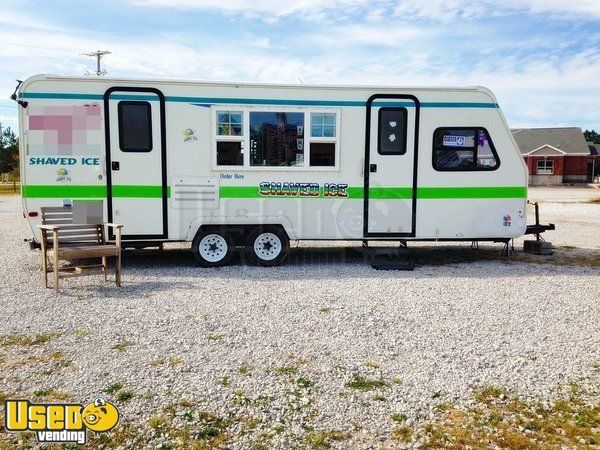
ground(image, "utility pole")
xmin=82 ymin=50 xmax=111 ymax=76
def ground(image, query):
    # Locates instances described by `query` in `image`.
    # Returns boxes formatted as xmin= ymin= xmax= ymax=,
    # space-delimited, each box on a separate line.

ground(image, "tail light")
xmin=28 ymin=211 xmax=38 ymax=217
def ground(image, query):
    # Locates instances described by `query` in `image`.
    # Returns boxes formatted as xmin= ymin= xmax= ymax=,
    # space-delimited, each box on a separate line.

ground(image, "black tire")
xmin=246 ymin=226 xmax=289 ymax=267
xmin=191 ymin=228 xmax=234 ymax=267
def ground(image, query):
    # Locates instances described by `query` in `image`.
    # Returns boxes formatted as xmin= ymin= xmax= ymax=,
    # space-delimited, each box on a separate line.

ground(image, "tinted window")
xmin=433 ymin=127 xmax=499 ymax=171
xmin=250 ymin=112 xmax=304 ymax=167
xmin=310 ymin=142 xmax=335 ymax=167
xmin=378 ymin=108 xmax=407 ymax=155
xmin=217 ymin=141 xmax=243 ymax=166
xmin=118 ymin=101 xmax=152 ymax=152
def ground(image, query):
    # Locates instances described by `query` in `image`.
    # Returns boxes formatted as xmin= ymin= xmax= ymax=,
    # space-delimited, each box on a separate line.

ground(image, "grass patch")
xmin=74 ymin=328 xmax=89 ymax=336
xmin=111 ymin=340 xmax=133 ymax=352
xmin=168 ymin=357 xmax=184 ymax=366
xmin=345 ymin=374 xmax=389 ymax=391
xmin=116 ymin=390 xmax=134 ymax=402
xmin=238 ymin=364 xmax=251 ymax=375
xmin=33 ymin=388 xmax=72 ymax=400
xmin=273 ymin=366 xmax=299 ymax=376
xmin=319 ymin=307 xmax=332 ymax=313
xmin=1 ymin=332 xmax=60 ymax=346
xmin=2 ymin=352 xmax=69 ymax=369
xmin=420 ymin=386 xmax=600 ymax=449
xmin=392 ymin=425 xmax=413 ymax=443
xmin=207 ymin=334 xmax=222 ymax=341
xmin=391 ymin=412 xmax=407 ymax=423
xmin=306 ymin=430 xmax=351 ymax=449
xmin=103 ymin=382 xmax=124 ymax=394
xmin=474 ymin=384 xmax=507 ymax=403
xmin=296 ymin=377 xmax=314 ymax=388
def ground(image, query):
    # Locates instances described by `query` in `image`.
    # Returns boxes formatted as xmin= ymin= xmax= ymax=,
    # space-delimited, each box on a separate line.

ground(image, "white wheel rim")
xmin=199 ymin=234 xmax=228 ymax=263
xmin=254 ymin=232 xmax=282 ymax=261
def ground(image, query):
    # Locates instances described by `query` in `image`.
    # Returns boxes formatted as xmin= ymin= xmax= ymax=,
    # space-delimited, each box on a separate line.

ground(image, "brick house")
xmin=511 ymin=127 xmax=593 ymax=185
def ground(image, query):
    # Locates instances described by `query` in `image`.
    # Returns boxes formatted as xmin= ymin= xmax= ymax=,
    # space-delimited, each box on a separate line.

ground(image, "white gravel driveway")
xmin=0 ymin=190 xmax=598 ymax=448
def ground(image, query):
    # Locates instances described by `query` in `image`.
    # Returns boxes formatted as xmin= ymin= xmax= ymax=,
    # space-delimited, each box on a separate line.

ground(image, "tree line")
xmin=0 ymin=127 xmax=19 ymax=182
xmin=584 ymin=129 xmax=600 ymax=144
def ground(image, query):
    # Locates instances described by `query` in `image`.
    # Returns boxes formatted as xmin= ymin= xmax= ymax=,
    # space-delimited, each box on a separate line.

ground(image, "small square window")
xmin=217 ymin=111 xmax=243 ymax=136
xmin=311 ymin=113 xmax=336 ymax=138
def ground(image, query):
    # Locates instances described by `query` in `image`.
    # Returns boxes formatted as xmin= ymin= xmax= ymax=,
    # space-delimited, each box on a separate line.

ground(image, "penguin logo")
xmin=81 ymin=398 xmax=119 ymax=432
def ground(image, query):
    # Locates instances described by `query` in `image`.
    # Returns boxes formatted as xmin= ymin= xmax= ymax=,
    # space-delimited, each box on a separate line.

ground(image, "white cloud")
xmin=133 ymin=0 xmax=600 ymax=21
xmin=393 ymin=0 xmax=600 ymax=21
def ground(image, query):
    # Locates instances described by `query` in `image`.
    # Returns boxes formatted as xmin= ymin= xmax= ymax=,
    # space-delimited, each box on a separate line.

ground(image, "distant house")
xmin=511 ymin=127 xmax=594 ymax=185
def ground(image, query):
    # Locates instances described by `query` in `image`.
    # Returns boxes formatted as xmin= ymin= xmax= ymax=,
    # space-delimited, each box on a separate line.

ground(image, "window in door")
xmin=118 ymin=101 xmax=153 ymax=152
xmin=378 ymin=108 xmax=408 ymax=155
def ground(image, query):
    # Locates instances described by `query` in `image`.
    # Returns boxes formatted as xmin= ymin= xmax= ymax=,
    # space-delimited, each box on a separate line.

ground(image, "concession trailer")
xmin=16 ymin=75 xmax=534 ymax=266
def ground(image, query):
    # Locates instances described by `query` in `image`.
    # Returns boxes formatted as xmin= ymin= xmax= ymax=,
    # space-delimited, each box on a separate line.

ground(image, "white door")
xmin=365 ymin=95 xmax=419 ymax=236
xmin=105 ymin=88 xmax=167 ymax=239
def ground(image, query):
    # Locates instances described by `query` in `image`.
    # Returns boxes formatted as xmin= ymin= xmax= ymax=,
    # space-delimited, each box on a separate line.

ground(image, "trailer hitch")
xmin=524 ymin=201 xmax=555 ymax=240
xmin=10 ymin=80 xmax=28 ymax=108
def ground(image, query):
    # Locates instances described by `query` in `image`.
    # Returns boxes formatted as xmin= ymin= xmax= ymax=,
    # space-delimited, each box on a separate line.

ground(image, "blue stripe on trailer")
xmin=20 ymin=92 xmax=499 ymax=109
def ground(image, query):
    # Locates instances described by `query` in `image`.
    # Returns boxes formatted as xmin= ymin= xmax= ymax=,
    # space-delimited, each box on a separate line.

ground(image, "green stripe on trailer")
xmin=22 ymin=185 xmax=107 ymax=198
xmin=417 ymin=186 xmax=527 ymax=199
xmin=369 ymin=187 xmax=413 ymax=199
xmin=22 ymin=185 xmax=169 ymax=198
xmin=21 ymin=185 xmax=526 ymax=199
xmin=219 ymin=186 xmax=263 ymax=198
xmin=111 ymin=185 xmax=169 ymax=198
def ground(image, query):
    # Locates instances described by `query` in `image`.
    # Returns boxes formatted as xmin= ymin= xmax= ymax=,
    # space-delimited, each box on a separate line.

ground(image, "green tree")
xmin=583 ymin=129 xmax=600 ymax=144
xmin=0 ymin=127 xmax=19 ymax=178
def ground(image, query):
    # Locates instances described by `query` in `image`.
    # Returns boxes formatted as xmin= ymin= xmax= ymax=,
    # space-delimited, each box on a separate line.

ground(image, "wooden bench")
xmin=37 ymin=222 xmax=123 ymax=293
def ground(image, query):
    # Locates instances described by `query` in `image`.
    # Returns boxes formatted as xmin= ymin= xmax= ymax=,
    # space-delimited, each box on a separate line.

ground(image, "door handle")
xmin=370 ymin=164 xmax=377 ymax=173
xmin=112 ymin=161 xmax=120 ymax=171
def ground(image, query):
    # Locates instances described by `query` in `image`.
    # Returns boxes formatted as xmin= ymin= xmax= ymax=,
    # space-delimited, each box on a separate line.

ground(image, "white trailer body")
xmin=17 ymin=75 xmax=528 ymax=264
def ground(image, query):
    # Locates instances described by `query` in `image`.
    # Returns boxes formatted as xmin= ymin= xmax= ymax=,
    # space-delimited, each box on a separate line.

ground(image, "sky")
xmin=0 ymin=0 xmax=599 ymax=133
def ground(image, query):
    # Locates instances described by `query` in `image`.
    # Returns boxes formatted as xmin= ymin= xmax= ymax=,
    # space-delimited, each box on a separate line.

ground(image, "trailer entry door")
xmin=104 ymin=87 xmax=168 ymax=240
xmin=364 ymin=94 xmax=419 ymax=237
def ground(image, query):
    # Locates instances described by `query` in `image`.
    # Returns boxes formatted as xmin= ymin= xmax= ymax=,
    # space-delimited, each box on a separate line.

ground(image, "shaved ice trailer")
xmin=16 ymin=75 xmax=542 ymax=266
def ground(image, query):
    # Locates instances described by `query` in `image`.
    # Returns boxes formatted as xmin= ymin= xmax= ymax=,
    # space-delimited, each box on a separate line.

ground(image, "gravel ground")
xmin=0 ymin=188 xmax=599 ymax=448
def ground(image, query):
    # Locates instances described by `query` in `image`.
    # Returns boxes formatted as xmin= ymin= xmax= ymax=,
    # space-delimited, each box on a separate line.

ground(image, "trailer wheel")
xmin=247 ymin=227 xmax=289 ymax=267
xmin=192 ymin=229 xmax=234 ymax=267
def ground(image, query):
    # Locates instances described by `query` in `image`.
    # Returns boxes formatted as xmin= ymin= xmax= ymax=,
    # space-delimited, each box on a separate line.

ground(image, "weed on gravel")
xmin=345 ymin=374 xmax=389 ymax=391
xmin=111 ymin=340 xmax=133 ymax=352
xmin=416 ymin=385 xmax=600 ymax=448
xmin=1 ymin=332 xmax=60 ymax=346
